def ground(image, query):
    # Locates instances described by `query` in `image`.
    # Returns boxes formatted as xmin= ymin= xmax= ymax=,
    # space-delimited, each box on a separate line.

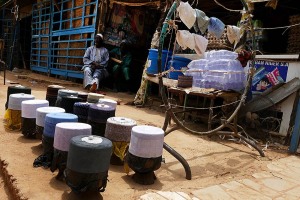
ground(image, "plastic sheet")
xmin=33 ymin=134 xmax=54 ymax=168
xmin=65 ymin=169 xmax=108 ymax=192
xmin=51 ymin=149 xmax=68 ymax=180
xmin=4 ymin=109 xmax=22 ymax=131
xmin=21 ymin=117 xmax=36 ymax=138
xmin=125 ymin=152 xmax=162 ymax=185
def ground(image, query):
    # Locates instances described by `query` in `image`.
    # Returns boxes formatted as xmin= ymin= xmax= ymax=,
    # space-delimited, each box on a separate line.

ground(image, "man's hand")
xmin=91 ymin=62 xmax=103 ymax=69
xmin=111 ymin=57 xmax=122 ymax=64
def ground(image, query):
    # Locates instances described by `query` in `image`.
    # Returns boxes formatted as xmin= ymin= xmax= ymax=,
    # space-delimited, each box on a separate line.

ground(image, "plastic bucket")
xmin=167 ymin=56 xmax=192 ymax=80
xmin=146 ymin=49 xmax=172 ymax=75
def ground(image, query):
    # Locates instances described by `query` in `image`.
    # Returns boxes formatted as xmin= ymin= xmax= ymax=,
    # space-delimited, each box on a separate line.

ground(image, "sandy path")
xmin=0 ymin=71 xmax=289 ymax=200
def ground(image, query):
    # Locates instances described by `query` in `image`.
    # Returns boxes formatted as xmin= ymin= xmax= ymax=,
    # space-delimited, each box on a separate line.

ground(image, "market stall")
xmin=133 ymin=0 xmax=300 ymax=179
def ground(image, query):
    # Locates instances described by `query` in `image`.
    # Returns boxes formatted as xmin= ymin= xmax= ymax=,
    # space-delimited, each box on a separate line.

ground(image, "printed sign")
xmin=252 ymin=60 xmax=288 ymax=92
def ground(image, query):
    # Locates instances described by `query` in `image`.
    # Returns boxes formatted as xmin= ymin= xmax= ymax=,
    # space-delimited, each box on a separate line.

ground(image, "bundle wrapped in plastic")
xmin=185 ymin=50 xmax=246 ymax=91
xmin=206 ymin=50 xmax=238 ymax=60
xmin=185 ymin=59 xmax=208 ymax=88
xmin=203 ymin=59 xmax=246 ymax=91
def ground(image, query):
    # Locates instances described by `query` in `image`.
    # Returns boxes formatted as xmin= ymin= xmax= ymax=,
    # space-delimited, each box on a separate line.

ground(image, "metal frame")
xmin=157 ymin=1 xmax=264 ymax=180
xmin=30 ymin=0 xmax=99 ymax=79
xmin=31 ymin=0 xmax=51 ymax=73
xmin=0 ymin=8 xmax=14 ymax=68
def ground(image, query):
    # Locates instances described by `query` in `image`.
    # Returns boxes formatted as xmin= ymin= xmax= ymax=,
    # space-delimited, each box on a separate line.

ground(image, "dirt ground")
xmin=0 ymin=70 xmax=291 ymax=200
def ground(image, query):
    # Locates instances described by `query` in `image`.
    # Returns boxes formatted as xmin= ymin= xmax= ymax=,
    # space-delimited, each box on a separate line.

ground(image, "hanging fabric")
xmin=176 ymin=1 xmax=196 ymax=29
xmin=176 ymin=30 xmax=208 ymax=57
xmin=208 ymin=17 xmax=225 ymax=39
xmin=227 ymin=25 xmax=241 ymax=45
xmin=193 ymin=9 xmax=210 ymax=34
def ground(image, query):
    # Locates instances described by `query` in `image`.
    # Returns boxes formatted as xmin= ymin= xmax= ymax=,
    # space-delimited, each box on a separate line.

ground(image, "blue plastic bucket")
xmin=167 ymin=56 xmax=192 ymax=80
xmin=146 ymin=49 xmax=172 ymax=75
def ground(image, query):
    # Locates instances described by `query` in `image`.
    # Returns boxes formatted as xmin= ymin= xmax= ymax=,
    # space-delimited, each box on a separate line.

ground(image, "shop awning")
xmin=110 ymin=0 xmax=160 ymax=7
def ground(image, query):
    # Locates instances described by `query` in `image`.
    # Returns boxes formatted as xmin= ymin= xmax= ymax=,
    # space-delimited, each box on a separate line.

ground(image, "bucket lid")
xmin=36 ymin=106 xmax=65 ymax=114
xmin=98 ymin=98 xmax=117 ymax=109
xmin=131 ymin=125 xmax=164 ymax=139
xmin=128 ymin=125 xmax=164 ymax=158
xmin=88 ymin=104 xmax=115 ymax=123
xmin=81 ymin=135 xmax=103 ymax=144
xmin=36 ymin=107 xmax=65 ymax=127
xmin=104 ymin=117 xmax=137 ymax=142
xmin=54 ymin=122 xmax=92 ymax=151
xmin=45 ymin=112 xmax=78 ymax=124
xmin=21 ymin=100 xmax=49 ymax=118
xmin=8 ymin=93 xmax=35 ymax=110
xmin=91 ymin=103 xmax=115 ymax=111
xmin=43 ymin=113 xmax=78 ymax=137
xmin=107 ymin=117 xmax=136 ymax=126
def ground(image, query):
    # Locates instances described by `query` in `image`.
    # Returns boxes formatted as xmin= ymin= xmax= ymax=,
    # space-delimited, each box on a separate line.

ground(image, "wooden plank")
xmin=255 ymin=54 xmax=299 ymax=60
xmin=144 ymin=74 xmax=240 ymax=99
xmin=144 ymin=74 xmax=178 ymax=88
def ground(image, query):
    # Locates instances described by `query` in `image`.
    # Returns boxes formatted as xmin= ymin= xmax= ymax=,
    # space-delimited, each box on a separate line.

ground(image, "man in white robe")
xmin=83 ymin=33 xmax=109 ymax=92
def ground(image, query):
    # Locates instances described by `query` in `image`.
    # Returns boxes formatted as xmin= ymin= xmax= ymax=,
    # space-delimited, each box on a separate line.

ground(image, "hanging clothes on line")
xmin=176 ymin=30 xmax=208 ymax=57
xmin=193 ymin=9 xmax=210 ymax=34
xmin=227 ymin=25 xmax=241 ymax=45
xmin=176 ymin=1 xmax=196 ymax=29
xmin=208 ymin=17 xmax=225 ymax=39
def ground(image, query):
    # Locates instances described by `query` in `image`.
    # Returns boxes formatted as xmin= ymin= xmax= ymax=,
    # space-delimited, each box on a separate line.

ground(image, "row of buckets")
xmin=146 ymin=49 xmax=192 ymax=80
xmin=3 ymin=85 xmax=167 ymax=192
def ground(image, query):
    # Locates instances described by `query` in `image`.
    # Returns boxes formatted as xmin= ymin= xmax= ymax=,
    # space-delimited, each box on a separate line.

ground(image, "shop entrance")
xmin=103 ymin=4 xmax=161 ymax=92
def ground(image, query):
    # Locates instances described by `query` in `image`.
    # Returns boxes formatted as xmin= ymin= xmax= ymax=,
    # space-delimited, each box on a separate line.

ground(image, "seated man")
xmin=110 ymin=40 xmax=132 ymax=92
xmin=82 ymin=33 xmax=109 ymax=92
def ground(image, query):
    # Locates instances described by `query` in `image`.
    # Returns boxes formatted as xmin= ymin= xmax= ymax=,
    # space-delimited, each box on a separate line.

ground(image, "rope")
xmin=190 ymin=0 xmax=199 ymax=7
xmin=255 ymin=22 xmax=300 ymax=35
xmin=164 ymin=15 xmax=178 ymax=72
xmin=213 ymin=0 xmax=243 ymax=12
xmin=256 ymin=22 xmax=300 ymax=30
xmin=11 ymin=5 xmax=19 ymax=21
xmin=167 ymin=98 xmax=241 ymax=110
xmin=155 ymin=68 xmax=250 ymax=78
xmin=261 ymin=116 xmax=281 ymax=132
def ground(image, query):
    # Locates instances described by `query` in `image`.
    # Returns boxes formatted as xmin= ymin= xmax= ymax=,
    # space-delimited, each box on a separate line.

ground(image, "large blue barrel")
xmin=146 ymin=49 xmax=172 ymax=75
xmin=167 ymin=56 xmax=192 ymax=80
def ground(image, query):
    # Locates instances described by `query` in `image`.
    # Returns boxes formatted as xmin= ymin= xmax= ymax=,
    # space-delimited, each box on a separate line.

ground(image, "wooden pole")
xmin=289 ymin=97 xmax=300 ymax=153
